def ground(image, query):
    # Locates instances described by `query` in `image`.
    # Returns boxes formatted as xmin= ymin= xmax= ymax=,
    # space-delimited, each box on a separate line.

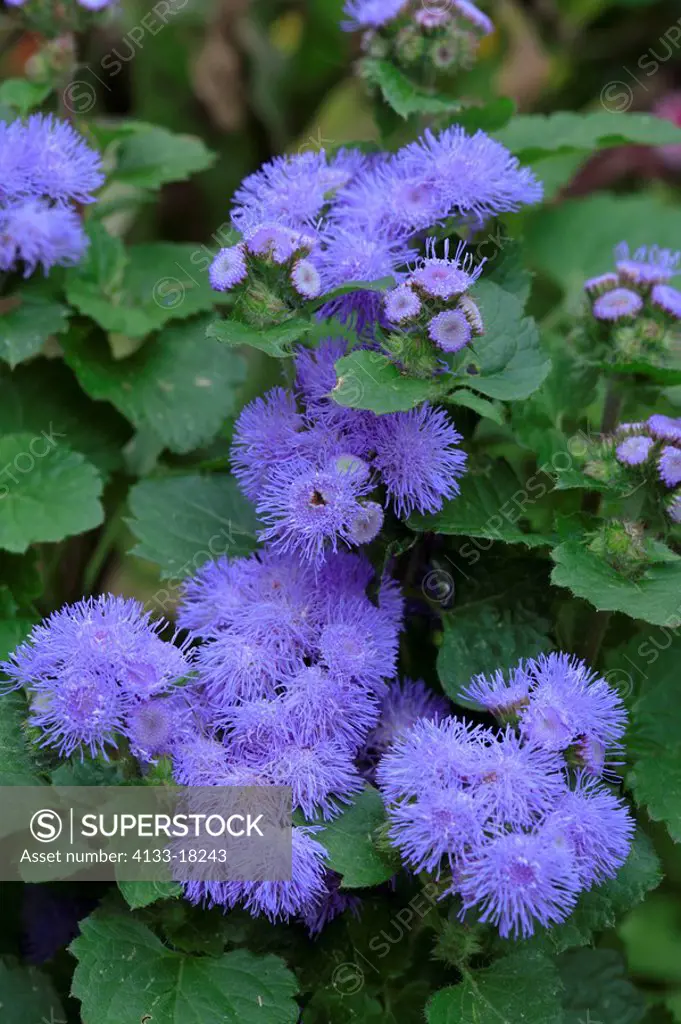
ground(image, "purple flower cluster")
xmin=211 ymin=126 xmax=541 ymax=330
xmin=385 ymin=238 xmax=485 ymax=354
xmin=586 ymin=243 xmax=681 ymax=323
xmin=0 ymin=596 xmax=192 ymax=759
xmin=344 ymin=1 xmax=493 ymax=78
xmin=0 ymin=114 xmax=102 ymax=276
xmin=377 ymin=653 xmax=633 ymax=938
xmin=230 ymin=341 xmax=467 ymax=563
xmin=613 ymin=415 xmax=681 ymax=521
xmin=174 ymin=546 xmax=403 ymax=922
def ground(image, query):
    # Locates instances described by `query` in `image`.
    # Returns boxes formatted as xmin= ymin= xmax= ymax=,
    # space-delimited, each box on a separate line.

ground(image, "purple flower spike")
xmin=412 ymin=239 xmax=485 ymax=299
xmin=366 ymin=679 xmax=450 ymax=756
xmin=209 ymin=244 xmax=247 ymax=291
xmin=428 ymin=309 xmax=473 ymax=352
xmin=651 ymin=283 xmax=681 ymax=319
xmin=615 ymin=434 xmax=653 ymax=467
xmin=658 ymin=445 xmax=681 ymax=487
xmin=592 ymin=288 xmax=642 ymax=321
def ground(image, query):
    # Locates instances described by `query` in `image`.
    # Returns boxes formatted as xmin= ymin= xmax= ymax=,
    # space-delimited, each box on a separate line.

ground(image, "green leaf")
xmin=627 ymin=642 xmax=681 ymax=841
xmin=447 ymin=97 xmax=516 ymax=134
xmin=0 ymin=586 xmax=36 ymax=661
xmin=118 ymin=879 xmax=183 ymax=909
xmin=525 ymin=194 xmax=681 ymax=302
xmin=545 ymin=831 xmax=662 ymax=953
xmin=332 ymin=351 xmax=441 ymax=413
xmin=550 ymin=538 xmax=681 ymax=626
xmin=207 ymin=317 xmax=311 ymax=357
xmin=409 ymin=461 xmax=555 ymax=548
xmin=559 ymin=949 xmax=646 ymax=1024
xmin=467 ymin=280 xmax=551 ymax=401
xmin=0 ymin=958 xmax=64 ymax=1024
xmin=438 ymin=605 xmax=551 ymax=705
xmin=109 ymin=123 xmax=216 ymax=189
xmin=426 ymin=949 xmax=563 ymax=1024
xmin=127 ymin=474 xmax=259 ymax=579
xmin=0 ymin=433 xmax=103 ymax=553
xmin=445 ymin=389 xmax=504 ymax=425
xmin=0 ymin=289 xmax=70 ymax=367
xmin=363 ymin=59 xmax=463 ymax=119
xmin=495 ymin=110 xmax=681 ymax=158
xmin=0 ymin=78 xmax=53 ymax=115
xmin=62 ymin=317 xmax=247 ymax=454
xmin=0 ymin=691 xmax=42 ymax=787
xmin=0 ymin=360 xmax=130 ymax=475
xmin=66 ymin=232 xmax=228 ymax=339
xmin=70 ymin=911 xmax=299 ymax=1024
xmin=319 ymin=786 xmax=398 ymax=888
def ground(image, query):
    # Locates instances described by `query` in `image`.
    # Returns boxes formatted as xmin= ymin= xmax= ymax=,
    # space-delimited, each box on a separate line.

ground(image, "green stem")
xmin=81 ymin=510 xmax=123 ymax=596
xmin=581 ymin=609 xmax=612 ymax=666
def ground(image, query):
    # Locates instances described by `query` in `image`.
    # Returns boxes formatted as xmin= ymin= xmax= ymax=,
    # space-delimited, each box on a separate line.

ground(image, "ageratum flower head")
xmin=464 ymin=652 xmax=627 ymax=771
xmin=2 ymin=596 xmax=192 ymax=759
xmin=365 ymin=678 xmax=450 ymax=757
xmin=547 ymin=775 xmax=634 ymax=886
xmin=0 ymin=114 xmax=103 ymax=204
xmin=0 ymin=199 xmax=88 ymax=276
xmin=230 ymin=150 xmax=368 ymax=235
xmin=370 ymin=403 xmax=467 ymax=518
xmin=458 ymin=827 xmax=581 ymax=938
xmin=342 ymin=0 xmax=407 ymax=30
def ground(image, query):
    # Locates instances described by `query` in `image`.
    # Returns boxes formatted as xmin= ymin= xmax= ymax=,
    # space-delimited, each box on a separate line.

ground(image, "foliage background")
xmin=2 ymin=0 xmax=681 ymax=1020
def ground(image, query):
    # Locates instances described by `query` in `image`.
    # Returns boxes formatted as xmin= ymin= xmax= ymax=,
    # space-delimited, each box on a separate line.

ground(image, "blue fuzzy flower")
xmin=473 ymin=728 xmax=567 ymax=826
xmin=520 ymin=653 xmax=627 ymax=760
xmin=318 ymin=596 xmax=400 ymax=690
xmin=458 ymin=827 xmax=581 ymax=938
xmin=342 ymin=0 xmax=407 ymax=30
xmin=548 ymin=775 xmax=634 ymax=887
xmin=658 ymin=445 xmax=681 ymax=488
xmin=615 ymin=242 xmax=680 ymax=287
xmin=388 ymin=787 xmax=487 ymax=874
xmin=280 ymin=664 xmax=380 ymax=749
xmin=231 ymin=150 xmax=366 ymax=235
xmin=0 ymin=199 xmax=88 ymax=276
xmin=371 ymin=403 xmax=467 ymax=518
xmin=365 ymin=678 xmax=450 ymax=757
xmin=376 ymin=717 xmax=494 ymax=802
xmin=231 ymin=387 xmax=306 ymax=501
xmin=615 ymin=434 xmax=653 ymax=467
xmin=256 ymin=457 xmax=373 ymax=565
